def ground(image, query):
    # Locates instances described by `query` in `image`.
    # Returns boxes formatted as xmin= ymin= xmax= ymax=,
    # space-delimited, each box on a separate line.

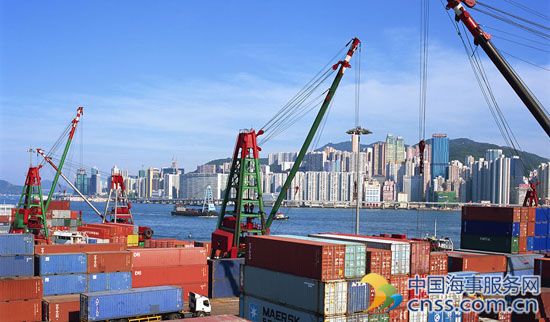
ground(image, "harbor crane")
xmin=211 ymin=38 xmax=361 ymax=258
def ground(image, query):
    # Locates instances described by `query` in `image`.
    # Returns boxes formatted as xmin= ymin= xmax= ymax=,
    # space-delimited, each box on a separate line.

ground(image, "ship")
xmin=172 ymin=185 xmax=218 ymax=217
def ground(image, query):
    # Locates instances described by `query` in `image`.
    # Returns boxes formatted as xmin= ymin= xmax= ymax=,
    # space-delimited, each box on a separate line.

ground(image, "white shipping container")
xmin=409 ymin=310 xmax=429 ymax=322
xmin=310 ymin=234 xmax=411 ymax=275
xmin=0 ymin=204 xmax=14 ymax=217
xmin=51 ymin=210 xmax=71 ymax=219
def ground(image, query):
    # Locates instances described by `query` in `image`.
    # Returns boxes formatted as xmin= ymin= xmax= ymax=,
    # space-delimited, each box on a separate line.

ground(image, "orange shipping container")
xmin=527 ymin=221 xmax=535 ymax=236
xmin=130 ymin=247 xmax=207 ymax=268
xmin=448 ymin=251 xmax=507 ymax=273
xmin=519 ymin=236 xmax=527 ymax=253
xmin=0 ymin=299 xmax=42 ymax=322
xmin=0 ymin=277 xmax=42 ymax=301
xmin=388 ymin=307 xmax=408 ymax=322
xmin=520 ymin=222 xmax=528 ymax=237
xmin=429 ymin=252 xmax=448 ymax=275
xmin=86 ymin=251 xmax=132 ymax=273
xmin=42 ymin=295 xmax=80 ymax=322
xmin=35 ymin=243 xmax=126 ymax=255
xmin=389 ymin=274 xmax=410 ymax=306
xmin=366 ymin=248 xmax=392 ymax=279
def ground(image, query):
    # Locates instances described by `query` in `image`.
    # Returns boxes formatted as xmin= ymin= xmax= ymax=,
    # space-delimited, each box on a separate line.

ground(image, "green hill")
xmin=0 ymin=180 xmax=22 ymax=195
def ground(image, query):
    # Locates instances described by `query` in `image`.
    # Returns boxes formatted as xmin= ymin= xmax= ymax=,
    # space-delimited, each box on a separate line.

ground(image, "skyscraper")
xmin=372 ymin=142 xmax=386 ymax=176
xmin=75 ymin=168 xmax=89 ymax=195
xmin=89 ymin=166 xmax=101 ymax=195
xmin=385 ymin=134 xmax=405 ymax=164
xmin=430 ymin=133 xmax=449 ymax=180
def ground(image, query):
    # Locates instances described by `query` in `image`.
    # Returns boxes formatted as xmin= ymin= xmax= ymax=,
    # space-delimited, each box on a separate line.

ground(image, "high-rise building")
xmin=536 ymin=162 xmax=550 ymax=203
xmin=471 ymin=158 xmax=490 ymax=202
xmin=403 ymin=175 xmax=423 ymax=202
xmin=89 ymin=166 xmax=101 ymax=195
xmin=364 ymin=180 xmax=381 ymax=206
xmin=485 ymin=149 xmax=503 ymax=162
xmin=163 ymin=173 xmax=180 ymax=199
xmin=382 ymin=180 xmax=396 ymax=202
xmin=372 ymin=142 xmax=386 ymax=176
xmin=385 ymin=134 xmax=405 ymax=164
xmin=509 ymin=156 xmax=525 ymax=204
xmin=179 ymin=173 xmax=228 ymax=200
xmin=145 ymin=167 xmax=160 ymax=198
xmin=430 ymin=133 xmax=449 ymax=180
xmin=490 ymin=155 xmax=511 ymax=205
xmin=303 ymin=152 xmax=325 ymax=171
xmin=75 ymin=168 xmax=89 ymax=195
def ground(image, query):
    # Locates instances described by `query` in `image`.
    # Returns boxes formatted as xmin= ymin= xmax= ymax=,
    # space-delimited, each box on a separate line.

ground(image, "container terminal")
xmin=1 ymin=0 xmax=549 ymax=321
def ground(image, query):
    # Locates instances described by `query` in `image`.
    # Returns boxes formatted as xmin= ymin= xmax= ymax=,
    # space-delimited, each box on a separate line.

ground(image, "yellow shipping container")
xmin=127 ymin=234 xmax=139 ymax=246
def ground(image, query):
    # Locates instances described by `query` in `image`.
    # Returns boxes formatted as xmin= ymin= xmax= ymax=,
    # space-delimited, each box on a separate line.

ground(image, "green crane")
xmin=211 ymin=38 xmax=361 ymax=258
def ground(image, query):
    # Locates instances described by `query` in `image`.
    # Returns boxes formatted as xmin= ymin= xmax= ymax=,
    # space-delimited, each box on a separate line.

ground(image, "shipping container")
xmin=239 ymin=295 xmax=351 ymax=322
xmin=42 ymin=295 xmax=80 ymax=322
xmin=536 ymin=208 xmax=548 ymax=221
xmin=347 ymin=280 xmax=370 ymax=314
xmin=0 ymin=233 xmax=34 ymax=255
xmin=34 ymin=243 xmax=126 ymax=254
xmin=462 ymin=311 xmax=480 ymax=322
xmin=390 ymin=274 xmax=410 ymax=306
xmin=0 ymin=276 xmax=42 ymax=301
xmin=534 ymin=258 xmax=550 ymax=287
xmin=87 ymin=272 xmax=132 ymax=292
xmin=37 ymin=253 xmax=87 ymax=275
xmin=80 ymin=286 xmax=183 ymax=321
xmin=246 ymin=235 xmax=346 ymax=281
xmin=447 ymin=251 xmax=507 ymax=273
xmin=51 ymin=210 xmax=72 ymax=219
xmin=208 ymin=258 xmax=243 ymax=298
xmin=535 ymin=222 xmax=548 ymax=236
xmin=43 ymin=274 xmax=87 ymax=296
xmin=310 ymin=233 xmax=410 ymax=275
xmin=507 ymin=253 xmax=543 ymax=274
xmin=86 ymin=251 xmax=132 ymax=273
xmin=366 ymin=248 xmax=392 ymax=279
xmin=429 ymin=252 xmax=448 ymax=275
xmin=242 ymin=265 xmax=347 ymax=316
xmin=462 ymin=206 xmax=520 ymax=222
xmin=388 ymin=307 xmax=408 ymax=322
xmin=0 ymin=298 xmax=42 ymax=322
xmin=0 ymin=255 xmax=34 ymax=277
xmin=181 ymin=282 xmax=208 ymax=301
xmin=132 ymin=265 xmax=208 ymax=288
xmin=428 ymin=311 xmax=461 ymax=322
xmin=462 ymin=220 xmax=519 ymax=237
xmin=130 ymin=247 xmax=207 ymax=268
xmin=527 ymin=236 xmax=534 ymax=251
xmin=410 ymin=239 xmax=431 ymax=275
xmin=182 ymin=315 xmax=248 ymax=321
xmin=367 ymin=313 xmax=389 ymax=322
xmin=409 ymin=310 xmax=429 ymax=322
xmin=461 ymin=234 xmax=519 ymax=253
xmin=277 ymin=234 xmax=366 ymax=278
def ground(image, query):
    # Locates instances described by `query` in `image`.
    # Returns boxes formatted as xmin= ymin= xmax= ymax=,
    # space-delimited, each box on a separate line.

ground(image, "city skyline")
xmin=1 ymin=1 xmax=548 ymax=184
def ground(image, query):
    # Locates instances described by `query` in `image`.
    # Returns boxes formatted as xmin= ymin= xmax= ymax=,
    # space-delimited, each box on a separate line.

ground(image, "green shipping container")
xmin=461 ymin=234 xmax=519 ymax=254
xmin=368 ymin=313 xmax=390 ymax=322
xmin=138 ymin=241 xmax=145 ymax=247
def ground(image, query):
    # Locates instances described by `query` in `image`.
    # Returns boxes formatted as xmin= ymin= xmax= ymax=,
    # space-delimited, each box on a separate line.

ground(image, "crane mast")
xmin=446 ymin=0 xmax=550 ymax=137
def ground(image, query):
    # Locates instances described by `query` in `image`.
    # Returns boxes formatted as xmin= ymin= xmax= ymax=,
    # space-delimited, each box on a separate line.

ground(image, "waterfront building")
xmin=364 ymin=179 xmax=381 ymax=206
xmin=75 ymin=168 xmax=89 ymax=195
xmin=490 ymin=155 xmax=511 ymax=205
xmin=382 ymin=180 xmax=396 ymax=202
xmin=430 ymin=133 xmax=449 ymax=180
xmin=163 ymin=173 xmax=179 ymax=199
xmin=303 ymin=152 xmax=325 ymax=172
xmin=89 ymin=166 xmax=101 ymax=195
xmin=403 ymin=175 xmax=423 ymax=202
xmin=268 ymin=152 xmax=297 ymax=166
xmin=509 ymin=156 xmax=525 ymax=204
xmin=145 ymin=167 xmax=160 ymax=198
xmin=196 ymin=164 xmax=217 ymax=174
xmin=485 ymin=149 xmax=503 ymax=162
xmin=385 ymin=134 xmax=405 ymax=164
xmin=179 ymin=173 xmax=228 ymax=200
xmin=471 ymin=158 xmax=490 ymax=202
xmin=537 ymin=162 xmax=550 ymax=204
xmin=372 ymin=142 xmax=386 ymax=177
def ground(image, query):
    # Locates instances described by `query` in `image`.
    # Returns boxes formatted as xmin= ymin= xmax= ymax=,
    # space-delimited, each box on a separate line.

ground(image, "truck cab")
xmin=189 ymin=292 xmax=211 ymax=316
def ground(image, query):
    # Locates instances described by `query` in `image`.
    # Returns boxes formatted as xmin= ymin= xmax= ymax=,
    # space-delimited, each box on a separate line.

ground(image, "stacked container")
xmin=42 ymin=295 xmax=80 ymax=322
xmin=0 ymin=204 xmax=14 ymax=234
xmin=0 ymin=234 xmax=34 ymax=277
xmin=37 ymin=253 xmax=87 ymax=296
xmin=208 ymin=257 xmax=244 ymax=298
xmin=534 ymin=208 xmax=550 ymax=253
xmin=130 ymin=246 xmax=208 ymax=300
xmin=241 ymin=235 xmax=374 ymax=321
xmin=85 ymin=251 xmax=132 ymax=292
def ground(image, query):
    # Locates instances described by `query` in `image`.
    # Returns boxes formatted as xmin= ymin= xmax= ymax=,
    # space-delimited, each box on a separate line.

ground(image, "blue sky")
xmin=1 ymin=0 xmax=549 ymax=183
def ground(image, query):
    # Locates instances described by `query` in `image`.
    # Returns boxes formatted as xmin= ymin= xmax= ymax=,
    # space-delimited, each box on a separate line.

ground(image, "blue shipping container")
xmin=534 ymin=236 xmax=545 ymax=251
xmin=37 ymin=253 xmax=87 ymax=275
xmin=536 ymin=208 xmax=548 ymax=222
xmin=81 ymin=286 xmax=183 ymax=321
xmin=208 ymin=258 xmax=243 ymax=298
xmin=507 ymin=254 xmax=543 ymax=273
xmin=428 ymin=311 xmax=461 ymax=322
xmin=0 ymin=255 xmax=34 ymax=277
xmin=240 ymin=295 xmax=328 ymax=322
xmin=0 ymin=234 xmax=34 ymax=255
xmin=535 ymin=222 xmax=548 ymax=236
xmin=43 ymin=274 xmax=87 ymax=295
xmin=347 ymin=280 xmax=370 ymax=314
xmin=527 ymin=237 xmax=534 ymax=251
xmin=461 ymin=220 xmax=519 ymax=237
xmin=87 ymin=272 xmax=132 ymax=292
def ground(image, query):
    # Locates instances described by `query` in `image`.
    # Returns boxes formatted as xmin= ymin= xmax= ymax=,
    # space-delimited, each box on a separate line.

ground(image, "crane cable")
xmin=501 ymin=0 xmax=550 ymax=22
xmin=470 ymin=6 xmax=550 ymax=40
xmin=440 ymin=0 xmax=530 ymax=173
xmin=476 ymin=1 xmax=550 ymax=32
xmin=418 ymin=0 xmax=430 ymax=175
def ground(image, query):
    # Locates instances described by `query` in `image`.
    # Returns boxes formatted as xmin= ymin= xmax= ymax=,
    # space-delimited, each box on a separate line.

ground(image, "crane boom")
xmin=44 ymin=107 xmax=84 ymax=212
xmin=265 ymin=38 xmax=361 ymax=229
xmin=446 ymin=1 xmax=550 ymax=137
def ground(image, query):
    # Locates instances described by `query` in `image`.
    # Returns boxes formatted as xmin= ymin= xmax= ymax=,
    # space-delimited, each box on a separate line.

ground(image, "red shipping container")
xmin=70 ymin=211 xmax=79 ymax=220
xmin=130 ymin=247 xmax=207 ymax=268
xmin=182 ymin=282 xmax=208 ymax=301
xmin=77 ymin=225 xmax=110 ymax=239
xmin=408 ymin=274 xmax=428 ymax=299
xmin=498 ymin=311 xmax=512 ymax=322
xmin=528 ymin=221 xmax=535 ymax=236
xmin=388 ymin=307 xmax=408 ymax=322
xmin=104 ymin=223 xmax=135 ymax=236
xmin=48 ymin=200 xmax=70 ymax=210
xmin=195 ymin=241 xmax=212 ymax=256
xmin=86 ymin=251 xmax=132 ymax=273
xmin=0 ymin=277 xmax=42 ymax=301
xmin=519 ymin=236 xmax=527 ymax=253
xmin=410 ymin=239 xmax=430 ymax=275
xmin=448 ymin=251 xmax=507 ymax=273
xmin=35 ymin=243 xmax=126 ymax=254
xmin=429 ymin=252 xmax=448 ymax=275
xmin=131 ymin=265 xmax=208 ymax=288
xmin=528 ymin=207 xmax=536 ymax=222
xmin=366 ymin=248 xmax=392 ymax=279
xmin=390 ymin=274 xmax=410 ymax=305
xmin=0 ymin=299 xmax=42 ymax=322
xmin=462 ymin=312 xmax=479 ymax=322
xmin=42 ymin=295 xmax=80 ymax=322
xmin=246 ymin=235 xmax=346 ymax=281
xmin=520 ymin=222 xmax=528 ymax=237
xmin=0 ymin=216 xmax=10 ymax=224
xmin=462 ymin=206 xmax=520 ymax=222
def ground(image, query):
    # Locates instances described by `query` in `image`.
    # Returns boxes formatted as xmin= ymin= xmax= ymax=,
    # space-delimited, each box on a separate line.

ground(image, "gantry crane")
xmin=211 ymin=38 xmax=361 ymax=258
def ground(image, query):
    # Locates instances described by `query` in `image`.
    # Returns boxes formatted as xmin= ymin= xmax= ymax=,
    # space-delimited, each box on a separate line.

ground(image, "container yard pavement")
xmin=210 ymin=297 xmax=240 ymax=316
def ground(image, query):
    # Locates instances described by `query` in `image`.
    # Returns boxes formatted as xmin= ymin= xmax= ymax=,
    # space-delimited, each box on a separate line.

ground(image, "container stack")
xmin=0 ymin=234 xmax=42 ymax=322
xmin=78 ymin=223 xmax=138 ymax=245
xmin=37 ymin=253 xmax=88 ymax=296
xmin=0 ymin=204 xmax=14 ymax=234
xmin=241 ymin=235 xmax=371 ymax=321
xmin=535 ymin=257 xmax=550 ymax=287
xmin=208 ymin=257 xmax=244 ymax=298
xmin=534 ymin=208 xmax=550 ymax=253
xmin=130 ymin=246 xmax=208 ymax=300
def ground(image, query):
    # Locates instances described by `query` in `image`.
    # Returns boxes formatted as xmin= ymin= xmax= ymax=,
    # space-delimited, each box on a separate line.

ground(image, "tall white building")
xmin=163 ymin=174 xmax=180 ymax=199
xmin=179 ymin=173 xmax=228 ymax=200
xmin=490 ymin=156 xmax=511 ymax=205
